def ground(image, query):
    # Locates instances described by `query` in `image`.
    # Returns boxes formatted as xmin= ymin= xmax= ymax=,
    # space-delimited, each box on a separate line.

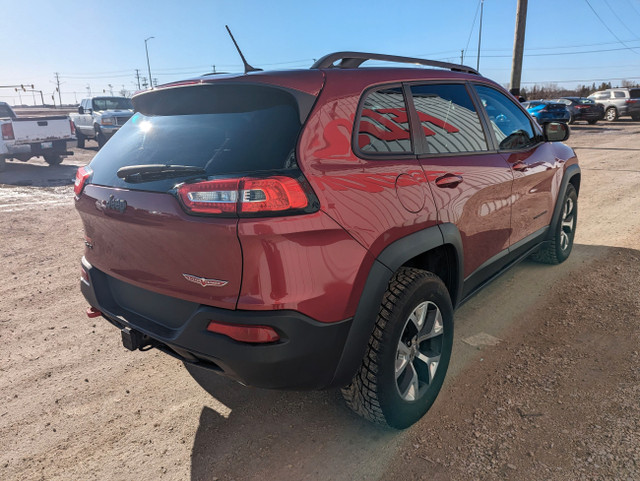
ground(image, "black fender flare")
xmin=329 ymin=223 xmax=464 ymax=388
xmin=547 ymin=164 xmax=581 ymax=240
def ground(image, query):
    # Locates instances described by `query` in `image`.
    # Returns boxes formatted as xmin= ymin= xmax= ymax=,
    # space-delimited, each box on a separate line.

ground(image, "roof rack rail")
xmin=310 ymin=51 xmax=479 ymax=75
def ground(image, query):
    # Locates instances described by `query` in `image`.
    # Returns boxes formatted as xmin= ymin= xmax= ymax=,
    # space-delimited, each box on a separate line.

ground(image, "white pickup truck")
xmin=0 ymin=102 xmax=74 ymax=172
xmin=70 ymin=96 xmax=134 ymax=149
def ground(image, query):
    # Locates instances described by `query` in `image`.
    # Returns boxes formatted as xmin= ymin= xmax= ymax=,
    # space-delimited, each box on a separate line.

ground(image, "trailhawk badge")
xmin=182 ymin=273 xmax=228 ymax=288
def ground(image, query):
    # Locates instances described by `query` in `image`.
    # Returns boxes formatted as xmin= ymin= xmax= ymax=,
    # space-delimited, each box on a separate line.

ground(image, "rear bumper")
xmin=535 ymin=112 xmax=570 ymax=123
xmin=80 ymin=258 xmax=353 ymax=390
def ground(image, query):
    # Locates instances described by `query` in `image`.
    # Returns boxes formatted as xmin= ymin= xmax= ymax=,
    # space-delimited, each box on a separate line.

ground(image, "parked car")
xmin=588 ymin=88 xmax=640 ymax=121
xmin=0 ymin=101 xmax=74 ymax=172
xmin=552 ymin=97 xmax=604 ymax=124
xmin=75 ymin=52 xmax=580 ymax=429
xmin=522 ymin=100 xmax=571 ymax=124
xmin=69 ymin=96 xmax=134 ymax=149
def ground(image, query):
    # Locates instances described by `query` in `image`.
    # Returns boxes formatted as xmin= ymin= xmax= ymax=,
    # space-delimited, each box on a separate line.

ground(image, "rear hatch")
xmin=76 ymin=80 xmax=320 ymax=309
xmin=628 ymin=89 xmax=640 ymax=113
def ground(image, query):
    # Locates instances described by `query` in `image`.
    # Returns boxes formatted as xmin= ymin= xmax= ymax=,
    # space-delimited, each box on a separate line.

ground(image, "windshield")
xmin=89 ymin=84 xmax=302 ymax=192
xmin=91 ymin=97 xmax=133 ymax=111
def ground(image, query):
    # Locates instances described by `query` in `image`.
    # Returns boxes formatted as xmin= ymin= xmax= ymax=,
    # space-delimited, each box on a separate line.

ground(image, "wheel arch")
xmin=329 ymin=223 xmax=464 ymax=388
xmin=548 ymin=164 xmax=581 ymax=240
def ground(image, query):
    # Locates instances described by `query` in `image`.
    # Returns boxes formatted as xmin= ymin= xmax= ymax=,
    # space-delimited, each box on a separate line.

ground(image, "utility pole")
xmin=144 ymin=36 xmax=155 ymax=90
xmin=134 ymin=69 xmax=141 ymax=90
xmin=54 ymin=72 xmax=62 ymax=106
xmin=141 ymin=77 xmax=149 ymax=89
xmin=460 ymin=49 xmax=464 ymax=65
xmin=212 ymin=65 xmax=216 ymax=73
xmin=476 ymin=0 xmax=484 ymax=72
xmin=509 ymin=0 xmax=528 ymax=97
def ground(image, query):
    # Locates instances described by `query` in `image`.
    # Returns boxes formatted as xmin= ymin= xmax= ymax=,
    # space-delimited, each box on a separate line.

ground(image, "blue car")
xmin=522 ymin=100 xmax=571 ymax=124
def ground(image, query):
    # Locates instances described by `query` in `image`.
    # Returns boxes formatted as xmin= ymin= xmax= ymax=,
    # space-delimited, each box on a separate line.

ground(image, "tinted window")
xmin=613 ymin=91 xmax=626 ymax=98
xmin=474 ymin=85 xmax=537 ymax=150
xmin=578 ymin=98 xmax=595 ymax=104
xmin=357 ymin=87 xmax=412 ymax=154
xmin=410 ymin=84 xmax=488 ymax=154
xmin=89 ymin=84 xmax=303 ymax=192
xmin=92 ymin=97 xmax=134 ymax=110
xmin=594 ymin=92 xmax=610 ymax=100
xmin=0 ymin=103 xmax=15 ymax=119
xmin=630 ymin=89 xmax=640 ymax=99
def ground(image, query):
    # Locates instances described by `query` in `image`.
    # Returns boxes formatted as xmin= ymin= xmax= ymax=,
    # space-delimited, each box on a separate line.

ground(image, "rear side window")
xmin=474 ymin=85 xmax=537 ymax=151
xmin=613 ymin=91 xmax=626 ymax=99
xmin=0 ymin=103 xmax=15 ymax=118
xmin=410 ymin=84 xmax=488 ymax=154
xmin=357 ymin=87 xmax=412 ymax=154
xmin=88 ymin=84 xmax=304 ymax=192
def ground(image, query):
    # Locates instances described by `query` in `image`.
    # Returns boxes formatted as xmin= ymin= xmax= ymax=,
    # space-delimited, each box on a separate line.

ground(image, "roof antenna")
xmin=225 ymin=25 xmax=262 ymax=74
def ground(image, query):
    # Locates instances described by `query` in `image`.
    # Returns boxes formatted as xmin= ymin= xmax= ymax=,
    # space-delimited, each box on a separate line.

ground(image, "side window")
xmin=613 ymin=91 xmax=625 ymax=98
xmin=357 ymin=86 xmax=412 ymax=154
xmin=409 ymin=84 xmax=488 ymax=154
xmin=595 ymin=92 xmax=610 ymax=100
xmin=474 ymin=85 xmax=537 ymax=151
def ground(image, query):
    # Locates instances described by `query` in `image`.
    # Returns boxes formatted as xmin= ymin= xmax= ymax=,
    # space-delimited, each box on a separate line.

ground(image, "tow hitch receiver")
xmin=121 ymin=327 xmax=152 ymax=351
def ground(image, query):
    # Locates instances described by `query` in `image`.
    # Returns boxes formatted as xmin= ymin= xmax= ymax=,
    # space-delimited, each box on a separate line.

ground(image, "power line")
xmin=583 ymin=0 xmax=640 ymax=55
xmin=603 ymin=0 xmax=640 ymax=40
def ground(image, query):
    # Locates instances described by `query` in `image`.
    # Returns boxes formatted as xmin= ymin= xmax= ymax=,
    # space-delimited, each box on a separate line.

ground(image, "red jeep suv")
xmin=76 ymin=52 xmax=579 ymax=428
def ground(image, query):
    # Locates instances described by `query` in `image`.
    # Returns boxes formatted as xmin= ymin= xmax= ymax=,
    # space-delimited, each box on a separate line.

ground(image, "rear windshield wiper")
xmin=117 ymin=164 xmax=207 ymax=183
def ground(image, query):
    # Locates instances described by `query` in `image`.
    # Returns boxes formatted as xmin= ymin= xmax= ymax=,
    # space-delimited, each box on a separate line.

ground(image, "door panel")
xmin=420 ymin=154 xmax=513 ymax=277
xmin=502 ymin=143 xmax=561 ymax=244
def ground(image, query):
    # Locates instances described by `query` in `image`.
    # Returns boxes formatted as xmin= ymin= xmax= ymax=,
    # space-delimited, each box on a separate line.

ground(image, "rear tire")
xmin=587 ymin=119 xmax=598 ymax=125
xmin=568 ymin=114 xmax=575 ymax=125
xmin=531 ymin=183 xmax=578 ymax=265
xmin=44 ymin=154 xmax=63 ymax=166
xmin=631 ymin=113 xmax=640 ymax=121
xmin=605 ymin=107 xmax=618 ymax=122
xmin=0 ymin=157 xmax=6 ymax=173
xmin=341 ymin=268 xmax=454 ymax=429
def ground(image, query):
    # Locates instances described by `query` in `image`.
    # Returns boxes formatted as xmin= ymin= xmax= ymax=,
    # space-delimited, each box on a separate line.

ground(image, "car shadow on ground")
xmin=0 ymin=160 xmax=79 ymax=187
xmin=186 ymin=363 xmax=399 ymax=480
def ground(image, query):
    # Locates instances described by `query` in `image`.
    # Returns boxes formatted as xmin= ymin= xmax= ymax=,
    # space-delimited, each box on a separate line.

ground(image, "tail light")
xmin=1 ymin=123 xmax=14 ymax=140
xmin=625 ymin=99 xmax=638 ymax=104
xmin=69 ymin=119 xmax=76 ymax=135
xmin=177 ymin=175 xmax=316 ymax=217
xmin=74 ymin=166 xmax=93 ymax=196
xmin=206 ymin=320 xmax=280 ymax=344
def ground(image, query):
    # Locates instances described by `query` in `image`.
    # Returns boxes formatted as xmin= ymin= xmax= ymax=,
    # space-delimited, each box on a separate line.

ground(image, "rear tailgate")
xmin=77 ymin=184 xmax=242 ymax=309
xmin=76 ymin=79 xmax=323 ymax=311
xmin=11 ymin=116 xmax=73 ymax=144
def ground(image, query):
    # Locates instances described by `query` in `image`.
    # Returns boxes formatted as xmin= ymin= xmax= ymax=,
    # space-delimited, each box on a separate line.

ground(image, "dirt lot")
xmin=1 ymin=121 xmax=639 ymax=481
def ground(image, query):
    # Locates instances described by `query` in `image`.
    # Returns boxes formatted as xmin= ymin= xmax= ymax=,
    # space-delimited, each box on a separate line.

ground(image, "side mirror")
xmin=544 ymin=122 xmax=569 ymax=142
xmin=78 ymin=106 xmax=84 ymax=114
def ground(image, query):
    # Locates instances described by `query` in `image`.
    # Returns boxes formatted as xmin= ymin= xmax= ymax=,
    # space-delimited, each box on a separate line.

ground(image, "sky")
xmin=2 ymin=0 xmax=640 ymax=105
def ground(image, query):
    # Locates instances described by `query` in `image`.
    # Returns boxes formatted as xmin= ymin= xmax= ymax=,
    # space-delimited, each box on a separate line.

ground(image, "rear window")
xmin=88 ymin=84 xmax=303 ymax=192
xmin=0 ymin=103 xmax=15 ymax=119
xmin=410 ymin=84 xmax=488 ymax=154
